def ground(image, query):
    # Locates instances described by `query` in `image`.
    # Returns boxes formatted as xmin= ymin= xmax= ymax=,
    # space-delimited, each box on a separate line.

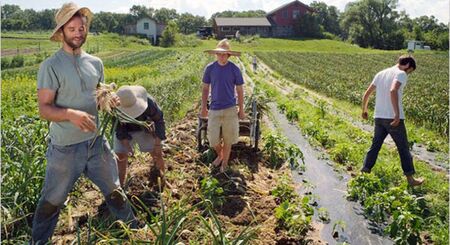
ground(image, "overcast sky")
xmin=3 ymin=0 xmax=449 ymax=23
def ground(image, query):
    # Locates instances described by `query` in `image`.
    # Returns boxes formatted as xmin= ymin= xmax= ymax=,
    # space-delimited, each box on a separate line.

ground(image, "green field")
xmin=1 ymin=33 xmax=448 ymax=244
xmin=256 ymin=51 xmax=449 ymax=138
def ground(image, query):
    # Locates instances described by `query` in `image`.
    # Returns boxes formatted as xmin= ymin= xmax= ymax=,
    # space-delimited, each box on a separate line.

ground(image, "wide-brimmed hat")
xmin=50 ymin=2 xmax=93 ymax=42
xmin=116 ymin=85 xmax=148 ymax=119
xmin=205 ymin=39 xmax=241 ymax=56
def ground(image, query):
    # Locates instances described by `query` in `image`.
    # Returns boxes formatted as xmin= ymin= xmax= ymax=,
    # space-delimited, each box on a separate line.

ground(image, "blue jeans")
xmin=31 ymin=137 xmax=137 ymax=244
xmin=361 ymin=118 xmax=415 ymax=176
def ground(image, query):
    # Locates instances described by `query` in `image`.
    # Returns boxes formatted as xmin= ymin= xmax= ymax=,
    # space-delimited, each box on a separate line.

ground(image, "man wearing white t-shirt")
xmin=361 ymin=55 xmax=424 ymax=186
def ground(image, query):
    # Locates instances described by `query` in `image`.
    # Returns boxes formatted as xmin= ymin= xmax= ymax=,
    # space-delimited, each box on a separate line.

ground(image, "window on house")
xmin=293 ymin=10 xmax=300 ymax=19
xmin=221 ymin=27 xmax=231 ymax=32
xmin=282 ymin=10 xmax=288 ymax=19
xmin=144 ymin=22 xmax=149 ymax=30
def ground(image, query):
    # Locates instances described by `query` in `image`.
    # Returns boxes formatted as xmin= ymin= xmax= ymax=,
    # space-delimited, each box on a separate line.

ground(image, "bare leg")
xmin=116 ymin=153 xmax=128 ymax=187
xmin=151 ymin=138 xmax=165 ymax=173
xmin=220 ymin=144 xmax=232 ymax=173
xmin=213 ymin=143 xmax=223 ymax=167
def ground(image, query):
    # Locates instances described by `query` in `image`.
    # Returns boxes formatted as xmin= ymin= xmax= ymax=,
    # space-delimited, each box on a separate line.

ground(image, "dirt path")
xmin=255 ymin=58 xmax=448 ymax=172
xmin=1 ymin=48 xmax=40 ymax=57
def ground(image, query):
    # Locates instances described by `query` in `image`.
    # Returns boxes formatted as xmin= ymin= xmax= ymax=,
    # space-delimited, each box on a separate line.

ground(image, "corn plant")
xmin=1 ymin=116 xmax=48 ymax=240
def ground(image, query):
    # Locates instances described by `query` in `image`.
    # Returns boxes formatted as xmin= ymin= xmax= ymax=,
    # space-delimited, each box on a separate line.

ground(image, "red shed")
xmin=266 ymin=0 xmax=314 ymax=37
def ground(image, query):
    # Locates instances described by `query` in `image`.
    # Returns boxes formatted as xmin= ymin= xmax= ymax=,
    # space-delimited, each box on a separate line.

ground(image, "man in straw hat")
xmin=113 ymin=85 xmax=168 ymax=189
xmin=32 ymin=3 xmax=137 ymax=243
xmin=201 ymin=39 xmax=245 ymax=173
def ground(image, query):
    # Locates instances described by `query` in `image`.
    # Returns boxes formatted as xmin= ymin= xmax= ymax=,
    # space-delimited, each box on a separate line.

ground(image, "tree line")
xmin=2 ymin=0 xmax=448 ymax=50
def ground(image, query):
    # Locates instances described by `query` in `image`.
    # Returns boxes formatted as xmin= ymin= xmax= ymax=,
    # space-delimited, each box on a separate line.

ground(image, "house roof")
xmin=214 ymin=17 xmax=271 ymax=27
xmin=266 ymin=0 xmax=314 ymax=16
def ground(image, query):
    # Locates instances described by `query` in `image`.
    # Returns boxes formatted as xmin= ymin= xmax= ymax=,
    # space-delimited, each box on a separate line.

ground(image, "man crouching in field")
xmin=31 ymin=3 xmax=136 ymax=243
xmin=361 ymin=55 xmax=424 ymax=186
xmin=113 ymin=85 xmax=169 ymax=190
xmin=201 ymin=39 xmax=245 ymax=173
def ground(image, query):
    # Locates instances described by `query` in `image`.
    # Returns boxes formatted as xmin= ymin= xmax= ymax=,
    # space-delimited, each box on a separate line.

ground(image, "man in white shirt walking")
xmin=361 ymin=55 xmax=424 ymax=186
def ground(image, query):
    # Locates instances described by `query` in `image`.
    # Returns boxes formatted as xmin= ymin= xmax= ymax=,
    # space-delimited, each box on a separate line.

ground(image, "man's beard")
xmin=64 ymin=34 xmax=86 ymax=49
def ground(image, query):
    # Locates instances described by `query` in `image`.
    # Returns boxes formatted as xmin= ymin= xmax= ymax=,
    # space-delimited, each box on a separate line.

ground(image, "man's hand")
xmin=238 ymin=109 xmax=246 ymax=120
xmin=110 ymin=93 xmax=121 ymax=108
xmin=362 ymin=111 xmax=368 ymax=120
xmin=68 ymin=110 xmax=96 ymax=132
xmin=390 ymin=116 xmax=400 ymax=127
xmin=200 ymin=108 xmax=208 ymax=119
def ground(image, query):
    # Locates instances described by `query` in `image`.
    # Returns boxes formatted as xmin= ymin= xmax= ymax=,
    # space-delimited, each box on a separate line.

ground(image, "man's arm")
xmin=236 ymin=85 xmax=245 ymax=119
xmin=390 ymin=80 xmax=402 ymax=127
xmin=38 ymin=88 xmax=96 ymax=132
xmin=201 ymin=83 xmax=210 ymax=118
xmin=361 ymin=84 xmax=376 ymax=120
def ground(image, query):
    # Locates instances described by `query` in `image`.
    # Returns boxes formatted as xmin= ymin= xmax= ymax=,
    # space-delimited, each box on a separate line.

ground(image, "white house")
xmin=124 ymin=17 xmax=166 ymax=45
xmin=407 ymin=40 xmax=431 ymax=51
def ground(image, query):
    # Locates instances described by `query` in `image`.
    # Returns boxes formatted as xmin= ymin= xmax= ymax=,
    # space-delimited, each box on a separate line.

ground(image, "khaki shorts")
xmin=207 ymin=107 xmax=239 ymax=146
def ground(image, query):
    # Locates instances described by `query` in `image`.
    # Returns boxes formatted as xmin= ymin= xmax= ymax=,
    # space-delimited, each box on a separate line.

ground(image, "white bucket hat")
xmin=205 ymin=39 xmax=241 ymax=56
xmin=116 ymin=85 xmax=148 ymax=119
xmin=50 ymin=2 xmax=93 ymax=42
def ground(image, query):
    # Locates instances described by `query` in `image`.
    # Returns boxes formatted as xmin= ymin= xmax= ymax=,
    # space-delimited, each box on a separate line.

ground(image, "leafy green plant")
xmin=286 ymin=107 xmax=299 ymax=123
xmin=316 ymin=99 xmax=327 ymax=119
xmin=318 ymin=207 xmax=330 ymax=223
xmin=330 ymin=143 xmax=352 ymax=165
xmin=286 ymin=144 xmax=304 ymax=169
xmin=10 ymin=55 xmax=24 ymax=68
xmin=332 ymin=220 xmax=346 ymax=238
xmin=271 ymin=175 xmax=296 ymax=203
xmin=385 ymin=208 xmax=423 ymax=245
xmin=277 ymin=102 xmax=288 ymax=113
xmin=347 ymin=173 xmax=385 ymax=202
xmin=200 ymin=177 xmax=224 ymax=208
xmin=275 ymin=200 xmax=312 ymax=238
xmin=263 ymin=133 xmax=287 ymax=168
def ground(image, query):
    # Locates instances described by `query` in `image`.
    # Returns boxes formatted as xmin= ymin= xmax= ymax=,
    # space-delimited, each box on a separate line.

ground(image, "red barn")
xmin=266 ymin=0 xmax=314 ymax=37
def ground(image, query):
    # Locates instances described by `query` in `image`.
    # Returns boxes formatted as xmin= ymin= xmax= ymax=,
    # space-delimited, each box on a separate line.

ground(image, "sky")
xmin=2 ymin=0 xmax=449 ymax=24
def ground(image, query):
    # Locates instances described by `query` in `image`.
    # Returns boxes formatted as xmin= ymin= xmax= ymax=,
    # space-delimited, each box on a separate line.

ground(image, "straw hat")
xmin=116 ymin=85 xmax=148 ymax=119
xmin=50 ymin=2 xmax=93 ymax=42
xmin=205 ymin=39 xmax=241 ymax=56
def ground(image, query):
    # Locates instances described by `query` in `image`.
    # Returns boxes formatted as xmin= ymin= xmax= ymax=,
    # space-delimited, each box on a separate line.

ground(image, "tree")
xmin=294 ymin=12 xmax=322 ymax=38
xmin=160 ymin=21 xmax=179 ymax=47
xmin=310 ymin=1 xmax=341 ymax=35
xmin=1 ymin=4 xmax=21 ymax=20
xmin=177 ymin=13 xmax=207 ymax=34
xmin=340 ymin=0 xmax=404 ymax=50
xmin=130 ymin=5 xmax=154 ymax=19
xmin=153 ymin=8 xmax=179 ymax=24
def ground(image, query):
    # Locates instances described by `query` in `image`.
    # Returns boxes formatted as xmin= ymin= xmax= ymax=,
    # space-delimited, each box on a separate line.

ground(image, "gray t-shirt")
xmin=37 ymin=49 xmax=104 ymax=146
